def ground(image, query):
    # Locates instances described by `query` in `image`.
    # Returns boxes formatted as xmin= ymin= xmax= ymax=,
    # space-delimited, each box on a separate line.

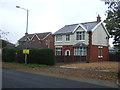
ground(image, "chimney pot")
xmin=97 ymin=14 xmax=101 ymax=22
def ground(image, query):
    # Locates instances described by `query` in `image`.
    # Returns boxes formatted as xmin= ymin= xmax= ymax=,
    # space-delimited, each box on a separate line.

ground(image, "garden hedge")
xmin=2 ymin=48 xmax=16 ymax=62
xmin=2 ymin=47 xmax=55 ymax=65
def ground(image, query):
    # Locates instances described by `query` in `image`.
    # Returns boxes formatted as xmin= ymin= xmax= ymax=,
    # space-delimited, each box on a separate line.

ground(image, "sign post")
xmin=23 ymin=49 xmax=29 ymax=64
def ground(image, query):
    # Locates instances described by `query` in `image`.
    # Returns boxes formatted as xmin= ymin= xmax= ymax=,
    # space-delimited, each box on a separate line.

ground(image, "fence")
xmin=109 ymin=54 xmax=120 ymax=62
xmin=55 ymin=56 xmax=86 ymax=63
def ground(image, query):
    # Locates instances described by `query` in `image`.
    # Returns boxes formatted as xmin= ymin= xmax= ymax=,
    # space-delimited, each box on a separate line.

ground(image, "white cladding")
xmin=92 ymin=24 xmax=109 ymax=46
xmin=55 ymin=26 xmax=89 ymax=46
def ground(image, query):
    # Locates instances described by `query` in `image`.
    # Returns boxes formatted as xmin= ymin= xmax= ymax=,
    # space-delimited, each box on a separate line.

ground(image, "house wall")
xmin=55 ymin=26 xmax=89 ymax=46
xmin=62 ymin=45 xmax=74 ymax=56
xmin=43 ymin=34 xmax=54 ymax=49
xmin=89 ymin=45 xmax=109 ymax=62
xmin=89 ymin=31 xmax=108 ymax=62
xmin=92 ymin=24 xmax=109 ymax=46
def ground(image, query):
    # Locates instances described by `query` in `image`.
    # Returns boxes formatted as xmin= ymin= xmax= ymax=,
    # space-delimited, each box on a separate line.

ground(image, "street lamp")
xmin=16 ymin=6 xmax=29 ymax=64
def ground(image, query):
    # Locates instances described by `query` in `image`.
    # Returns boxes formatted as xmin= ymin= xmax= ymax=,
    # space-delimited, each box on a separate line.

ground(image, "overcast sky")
xmin=0 ymin=0 xmax=113 ymax=46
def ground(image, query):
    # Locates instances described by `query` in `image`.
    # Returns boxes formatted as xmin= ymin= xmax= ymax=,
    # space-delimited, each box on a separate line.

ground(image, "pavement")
xmin=2 ymin=65 xmax=119 ymax=88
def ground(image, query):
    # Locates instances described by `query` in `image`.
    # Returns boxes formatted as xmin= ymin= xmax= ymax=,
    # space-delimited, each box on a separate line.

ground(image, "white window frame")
xmin=98 ymin=46 xmax=103 ymax=58
xmin=66 ymin=34 xmax=70 ymax=41
xmin=56 ymin=35 xmax=62 ymax=42
xmin=76 ymin=32 xmax=85 ymax=40
xmin=74 ymin=47 xmax=86 ymax=56
xmin=56 ymin=48 xmax=62 ymax=56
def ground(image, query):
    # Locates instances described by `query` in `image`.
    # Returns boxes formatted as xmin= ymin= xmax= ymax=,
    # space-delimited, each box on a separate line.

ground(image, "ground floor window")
xmin=56 ymin=48 xmax=62 ymax=56
xmin=74 ymin=47 xmax=86 ymax=56
xmin=98 ymin=48 xmax=103 ymax=58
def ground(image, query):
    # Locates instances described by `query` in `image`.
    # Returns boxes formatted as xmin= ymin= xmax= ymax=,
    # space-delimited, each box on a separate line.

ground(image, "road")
xmin=2 ymin=68 xmax=110 ymax=88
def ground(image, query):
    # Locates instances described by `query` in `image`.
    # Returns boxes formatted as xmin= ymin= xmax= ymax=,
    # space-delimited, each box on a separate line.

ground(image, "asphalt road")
xmin=2 ymin=69 xmax=109 ymax=88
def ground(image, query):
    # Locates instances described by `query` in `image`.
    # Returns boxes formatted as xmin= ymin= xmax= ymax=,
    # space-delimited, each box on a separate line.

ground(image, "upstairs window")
xmin=56 ymin=35 xmax=62 ymax=41
xmin=66 ymin=34 xmax=70 ymax=41
xmin=76 ymin=32 xmax=85 ymax=40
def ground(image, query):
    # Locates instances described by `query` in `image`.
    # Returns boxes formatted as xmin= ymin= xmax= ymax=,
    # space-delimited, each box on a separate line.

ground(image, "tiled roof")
xmin=54 ymin=21 xmax=100 ymax=35
xmin=81 ymin=21 xmax=99 ymax=31
xmin=19 ymin=32 xmax=51 ymax=41
xmin=54 ymin=24 xmax=78 ymax=35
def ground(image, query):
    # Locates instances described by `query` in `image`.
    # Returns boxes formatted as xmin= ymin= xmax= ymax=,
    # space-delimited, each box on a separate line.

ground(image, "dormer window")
xmin=76 ymin=31 xmax=85 ymax=40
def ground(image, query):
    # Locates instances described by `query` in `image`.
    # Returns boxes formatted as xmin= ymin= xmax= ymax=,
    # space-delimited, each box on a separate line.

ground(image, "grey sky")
xmin=0 ymin=0 xmax=113 ymax=46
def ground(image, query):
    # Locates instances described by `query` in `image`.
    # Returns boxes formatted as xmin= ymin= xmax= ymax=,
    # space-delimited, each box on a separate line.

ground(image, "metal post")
xmin=16 ymin=6 xmax=29 ymax=64
xmin=25 ymin=10 xmax=29 ymax=64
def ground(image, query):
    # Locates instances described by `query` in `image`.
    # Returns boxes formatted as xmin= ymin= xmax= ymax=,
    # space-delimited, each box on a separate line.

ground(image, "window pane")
xmin=66 ymin=35 xmax=70 ymax=41
xmin=56 ymin=35 xmax=62 ymax=41
xmin=56 ymin=48 xmax=62 ymax=56
xmin=74 ymin=47 xmax=86 ymax=56
xmin=76 ymin=32 xmax=85 ymax=40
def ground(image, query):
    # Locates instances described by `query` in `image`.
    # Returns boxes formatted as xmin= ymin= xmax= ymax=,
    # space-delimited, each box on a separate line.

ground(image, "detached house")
xmin=18 ymin=32 xmax=54 ymax=49
xmin=54 ymin=15 xmax=110 ymax=62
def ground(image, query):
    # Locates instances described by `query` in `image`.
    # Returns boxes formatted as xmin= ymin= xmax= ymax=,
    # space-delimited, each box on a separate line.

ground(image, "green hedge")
xmin=2 ymin=48 xmax=16 ymax=62
xmin=2 ymin=47 xmax=55 ymax=65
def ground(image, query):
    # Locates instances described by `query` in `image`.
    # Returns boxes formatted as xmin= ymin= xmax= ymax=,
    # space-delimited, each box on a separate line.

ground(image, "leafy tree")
xmin=104 ymin=1 xmax=120 ymax=49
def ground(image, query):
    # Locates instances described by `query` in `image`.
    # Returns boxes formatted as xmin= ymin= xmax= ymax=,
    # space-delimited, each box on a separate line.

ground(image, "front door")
xmin=65 ymin=50 xmax=70 ymax=56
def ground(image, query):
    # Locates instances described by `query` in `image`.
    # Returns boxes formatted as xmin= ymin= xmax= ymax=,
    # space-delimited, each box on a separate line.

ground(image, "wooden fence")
xmin=55 ymin=56 xmax=86 ymax=63
xmin=109 ymin=54 xmax=120 ymax=62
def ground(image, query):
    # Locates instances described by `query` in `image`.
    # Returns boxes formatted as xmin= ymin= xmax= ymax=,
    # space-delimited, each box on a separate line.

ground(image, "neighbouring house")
xmin=0 ymin=39 xmax=15 ymax=48
xmin=18 ymin=32 xmax=54 ymax=49
xmin=0 ymin=39 xmax=15 ymax=56
xmin=54 ymin=15 xmax=110 ymax=62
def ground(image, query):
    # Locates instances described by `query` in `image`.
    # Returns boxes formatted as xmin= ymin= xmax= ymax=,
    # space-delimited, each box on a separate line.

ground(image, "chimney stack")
xmin=97 ymin=14 xmax=101 ymax=22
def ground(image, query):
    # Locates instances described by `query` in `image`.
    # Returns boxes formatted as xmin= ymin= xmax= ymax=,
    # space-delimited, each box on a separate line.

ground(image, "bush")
xmin=2 ymin=48 xmax=16 ymax=62
xmin=2 ymin=47 xmax=55 ymax=65
xmin=17 ymin=49 xmax=25 ymax=63
xmin=27 ymin=48 xmax=55 ymax=65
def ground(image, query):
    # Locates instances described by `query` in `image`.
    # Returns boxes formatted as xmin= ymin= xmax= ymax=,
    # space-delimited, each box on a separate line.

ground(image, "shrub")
xmin=2 ymin=48 xmax=16 ymax=62
xmin=2 ymin=47 xmax=55 ymax=65
xmin=17 ymin=49 xmax=25 ymax=63
xmin=27 ymin=48 xmax=55 ymax=65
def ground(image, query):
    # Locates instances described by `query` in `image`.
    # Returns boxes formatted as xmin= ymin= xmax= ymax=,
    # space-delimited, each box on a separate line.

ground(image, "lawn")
xmin=59 ymin=61 xmax=119 ymax=73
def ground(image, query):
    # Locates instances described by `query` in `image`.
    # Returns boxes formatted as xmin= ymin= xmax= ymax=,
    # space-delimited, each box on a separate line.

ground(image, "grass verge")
xmin=5 ymin=62 xmax=48 ymax=67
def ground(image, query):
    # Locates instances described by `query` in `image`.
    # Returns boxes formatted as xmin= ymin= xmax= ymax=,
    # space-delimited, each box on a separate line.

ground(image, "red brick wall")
xmin=43 ymin=34 xmax=54 ymax=49
xmin=89 ymin=45 xmax=108 ymax=62
xmin=62 ymin=45 xmax=74 ymax=56
xmin=88 ymin=31 xmax=108 ymax=62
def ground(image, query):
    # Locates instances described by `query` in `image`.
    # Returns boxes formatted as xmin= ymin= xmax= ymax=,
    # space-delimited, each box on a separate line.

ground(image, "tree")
xmin=0 ymin=30 xmax=9 ymax=48
xmin=104 ymin=1 xmax=120 ymax=49
xmin=0 ymin=30 xmax=9 ymax=40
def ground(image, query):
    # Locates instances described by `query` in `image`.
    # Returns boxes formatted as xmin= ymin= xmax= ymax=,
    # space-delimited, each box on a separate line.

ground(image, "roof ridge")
xmin=65 ymin=23 xmax=79 ymax=26
xmin=81 ymin=21 xmax=98 ymax=24
xmin=65 ymin=21 xmax=98 ymax=26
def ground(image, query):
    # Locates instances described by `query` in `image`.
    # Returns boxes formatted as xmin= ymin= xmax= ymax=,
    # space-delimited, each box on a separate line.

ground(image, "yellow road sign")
xmin=23 ymin=49 xmax=29 ymax=54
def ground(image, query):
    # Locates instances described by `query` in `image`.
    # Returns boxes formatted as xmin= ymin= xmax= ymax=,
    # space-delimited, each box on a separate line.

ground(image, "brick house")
xmin=54 ymin=15 xmax=110 ymax=62
xmin=18 ymin=32 xmax=54 ymax=49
